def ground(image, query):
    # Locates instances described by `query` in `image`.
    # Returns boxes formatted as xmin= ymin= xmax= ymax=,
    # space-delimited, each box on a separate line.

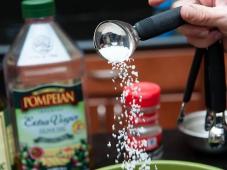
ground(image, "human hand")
xmin=148 ymin=0 xmax=227 ymax=51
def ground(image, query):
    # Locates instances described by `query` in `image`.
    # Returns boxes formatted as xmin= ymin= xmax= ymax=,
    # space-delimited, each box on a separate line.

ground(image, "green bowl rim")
xmin=97 ymin=160 xmax=223 ymax=170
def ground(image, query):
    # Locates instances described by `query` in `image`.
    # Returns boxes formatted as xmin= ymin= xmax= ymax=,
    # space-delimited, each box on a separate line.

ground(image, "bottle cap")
xmin=125 ymin=82 xmax=160 ymax=108
xmin=21 ymin=0 xmax=55 ymax=19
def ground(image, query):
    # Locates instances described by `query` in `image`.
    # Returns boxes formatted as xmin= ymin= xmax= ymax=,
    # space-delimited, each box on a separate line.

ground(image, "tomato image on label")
xmin=29 ymin=147 xmax=44 ymax=160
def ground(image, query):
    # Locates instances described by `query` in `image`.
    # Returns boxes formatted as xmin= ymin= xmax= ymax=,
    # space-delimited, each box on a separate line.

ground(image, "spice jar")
xmin=125 ymin=82 xmax=163 ymax=159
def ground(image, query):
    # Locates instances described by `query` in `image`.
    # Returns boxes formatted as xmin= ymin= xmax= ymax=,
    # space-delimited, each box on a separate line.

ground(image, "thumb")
xmin=180 ymin=4 xmax=222 ymax=27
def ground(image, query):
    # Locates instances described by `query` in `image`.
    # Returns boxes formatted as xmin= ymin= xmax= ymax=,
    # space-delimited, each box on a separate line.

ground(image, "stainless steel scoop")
xmin=93 ymin=20 xmax=139 ymax=63
xmin=93 ymin=7 xmax=184 ymax=63
xmin=208 ymin=112 xmax=226 ymax=148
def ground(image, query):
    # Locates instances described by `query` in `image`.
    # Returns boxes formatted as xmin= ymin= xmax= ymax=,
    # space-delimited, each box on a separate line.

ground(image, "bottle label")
xmin=18 ymin=24 xmax=70 ymax=66
xmin=127 ymin=131 xmax=162 ymax=151
xmin=130 ymin=112 xmax=158 ymax=127
xmin=0 ymin=112 xmax=11 ymax=170
xmin=13 ymin=82 xmax=89 ymax=169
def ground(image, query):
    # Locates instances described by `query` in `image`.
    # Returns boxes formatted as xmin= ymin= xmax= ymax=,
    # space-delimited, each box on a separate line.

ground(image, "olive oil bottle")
xmin=3 ymin=0 xmax=89 ymax=169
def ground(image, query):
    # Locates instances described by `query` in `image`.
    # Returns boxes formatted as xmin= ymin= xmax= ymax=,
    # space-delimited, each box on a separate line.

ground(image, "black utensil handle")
xmin=183 ymin=48 xmax=205 ymax=102
xmin=207 ymin=41 xmax=226 ymax=112
xmin=134 ymin=7 xmax=185 ymax=40
xmin=204 ymin=50 xmax=211 ymax=109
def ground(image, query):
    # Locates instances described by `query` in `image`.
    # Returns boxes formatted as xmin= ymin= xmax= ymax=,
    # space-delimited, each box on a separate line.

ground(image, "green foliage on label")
xmin=0 ymin=163 xmax=5 ymax=170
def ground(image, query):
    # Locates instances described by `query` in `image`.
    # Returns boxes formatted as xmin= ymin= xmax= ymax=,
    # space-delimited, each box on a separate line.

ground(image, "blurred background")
xmin=0 ymin=0 xmax=154 ymax=44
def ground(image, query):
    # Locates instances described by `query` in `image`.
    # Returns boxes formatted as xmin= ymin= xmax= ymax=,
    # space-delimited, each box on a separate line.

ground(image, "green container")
xmin=97 ymin=160 xmax=223 ymax=170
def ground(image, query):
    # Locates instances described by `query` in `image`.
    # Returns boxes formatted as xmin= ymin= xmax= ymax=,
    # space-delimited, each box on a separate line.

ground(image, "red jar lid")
xmin=124 ymin=82 xmax=160 ymax=108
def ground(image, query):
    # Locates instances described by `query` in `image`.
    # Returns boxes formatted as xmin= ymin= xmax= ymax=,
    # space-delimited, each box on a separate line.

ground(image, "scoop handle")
xmin=134 ymin=7 xmax=185 ymax=40
xmin=207 ymin=41 xmax=226 ymax=113
xmin=183 ymin=48 xmax=205 ymax=103
xmin=204 ymin=50 xmax=211 ymax=109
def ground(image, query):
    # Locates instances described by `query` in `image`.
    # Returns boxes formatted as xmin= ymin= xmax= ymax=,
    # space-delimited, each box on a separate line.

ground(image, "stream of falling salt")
xmin=107 ymin=59 xmax=154 ymax=170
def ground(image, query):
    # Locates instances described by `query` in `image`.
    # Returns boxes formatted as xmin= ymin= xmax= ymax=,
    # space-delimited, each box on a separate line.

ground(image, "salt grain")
xmin=107 ymin=141 xmax=111 ymax=148
xmin=105 ymin=54 xmax=154 ymax=169
xmin=112 ymin=124 xmax=115 ymax=130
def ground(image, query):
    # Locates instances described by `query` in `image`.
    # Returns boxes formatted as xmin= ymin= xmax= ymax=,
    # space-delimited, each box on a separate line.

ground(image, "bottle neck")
xmin=25 ymin=16 xmax=54 ymax=24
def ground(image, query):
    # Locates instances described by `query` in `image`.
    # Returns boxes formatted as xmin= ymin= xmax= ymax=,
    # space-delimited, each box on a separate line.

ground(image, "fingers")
xmin=172 ymin=0 xmax=199 ymax=8
xmin=215 ymin=0 xmax=227 ymax=6
xmin=180 ymin=24 xmax=223 ymax=48
xmin=176 ymin=3 xmax=227 ymax=50
xmin=198 ymin=0 xmax=213 ymax=6
xmin=148 ymin=0 xmax=165 ymax=6
xmin=178 ymin=25 xmax=210 ymax=37
xmin=185 ymin=30 xmax=223 ymax=47
xmin=180 ymin=4 xmax=222 ymax=26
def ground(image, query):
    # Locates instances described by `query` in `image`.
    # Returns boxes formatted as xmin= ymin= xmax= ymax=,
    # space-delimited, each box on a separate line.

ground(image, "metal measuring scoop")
xmin=208 ymin=112 xmax=226 ymax=147
xmin=93 ymin=20 xmax=139 ymax=63
xmin=93 ymin=7 xmax=184 ymax=63
xmin=205 ymin=41 xmax=227 ymax=147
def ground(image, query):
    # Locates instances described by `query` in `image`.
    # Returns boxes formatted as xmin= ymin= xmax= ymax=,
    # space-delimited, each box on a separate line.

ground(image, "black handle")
xmin=204 ymin=50 xmax=211 ymax=109
xmin=206 ymin=41 xmax=226 ymax=113
xmin=134 ymin=7 xmax=185 ymax=40
xmin=183 ymin=48 xmax=205 ymax=103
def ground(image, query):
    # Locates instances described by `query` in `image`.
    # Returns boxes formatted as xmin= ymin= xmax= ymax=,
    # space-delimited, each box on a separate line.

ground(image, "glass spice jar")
xmin=125 ymin=82 xmax=163 ymax=159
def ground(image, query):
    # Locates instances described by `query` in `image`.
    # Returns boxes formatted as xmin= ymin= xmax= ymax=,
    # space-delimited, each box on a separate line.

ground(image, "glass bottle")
xmin=3 ymin=0 xmax=89 ymax=169
xmin=0 ymin=68 xmax=14 ymax=170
